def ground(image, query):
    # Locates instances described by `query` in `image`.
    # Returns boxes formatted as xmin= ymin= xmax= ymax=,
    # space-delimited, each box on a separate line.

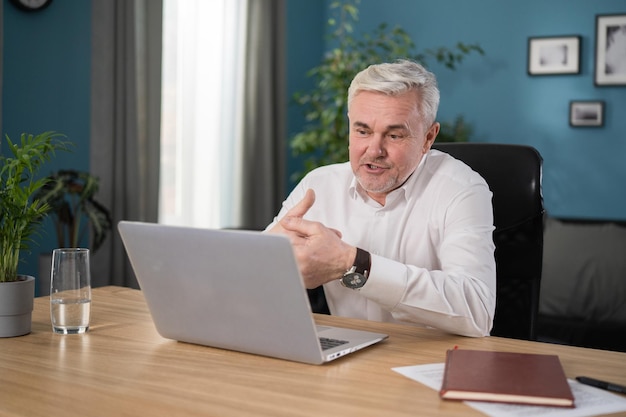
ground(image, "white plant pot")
xmin=0 ymin=275 xmax=35 ymax=337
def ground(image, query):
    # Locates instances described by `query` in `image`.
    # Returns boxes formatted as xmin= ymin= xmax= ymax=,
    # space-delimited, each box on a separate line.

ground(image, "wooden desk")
xmin=1 ymin=286 xmax=625 ymax=417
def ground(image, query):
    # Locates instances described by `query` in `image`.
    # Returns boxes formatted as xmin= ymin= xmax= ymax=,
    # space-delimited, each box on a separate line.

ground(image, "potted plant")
xmin=0 ymin=131 xmax=70 ymax=337
xmin=33 ymin=170 xmax=112 ymax=294
xmin=34 ymin=170 xmax=112 ymax=251
xmin=290 ymin=0 xmax=484 ymax=181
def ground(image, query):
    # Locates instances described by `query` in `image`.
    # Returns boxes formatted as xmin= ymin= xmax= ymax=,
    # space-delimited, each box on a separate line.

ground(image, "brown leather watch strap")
xmin=354 ymin=247 xmax=371 ymax=276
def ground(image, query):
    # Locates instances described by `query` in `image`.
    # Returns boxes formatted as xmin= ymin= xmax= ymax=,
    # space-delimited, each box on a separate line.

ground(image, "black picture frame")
xmin=594 ymin=14 xmax=626 ymax=86
xmin=569 ymin=101 xmax=605 ymax=127
xmin=528 ymin=36 xmax=581 ymax=75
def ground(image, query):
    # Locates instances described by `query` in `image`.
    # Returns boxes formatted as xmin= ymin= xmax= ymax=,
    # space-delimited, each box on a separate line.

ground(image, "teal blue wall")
xmin=285 ymin=1 xmax=325 ymax=184
xmin=2 ymin=0 xmax=625 ymax=288
xmin=287 ymin=0 xmax=626 ymax=221
xmin=2 ymin=0 xmax=91 ymax=288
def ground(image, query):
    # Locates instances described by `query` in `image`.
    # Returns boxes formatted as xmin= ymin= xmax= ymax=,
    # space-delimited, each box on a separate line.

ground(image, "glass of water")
xmin=50 ymin=248 xmax=91 ymax=334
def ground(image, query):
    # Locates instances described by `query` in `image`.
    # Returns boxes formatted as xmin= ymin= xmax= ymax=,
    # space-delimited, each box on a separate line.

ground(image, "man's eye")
xmin=388 ymin=134 xmax=404 ymax=140
xmin=356 ymin=129 xmax=369 ymax=136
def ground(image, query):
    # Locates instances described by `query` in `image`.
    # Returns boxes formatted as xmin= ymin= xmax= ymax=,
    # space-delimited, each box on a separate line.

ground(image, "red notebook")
xmin=440 ymin=349 xmax=575 ymax=407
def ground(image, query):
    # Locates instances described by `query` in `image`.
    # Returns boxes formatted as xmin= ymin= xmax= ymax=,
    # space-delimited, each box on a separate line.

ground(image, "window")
xmin=159 ymin=0 xmax=246 ymax=228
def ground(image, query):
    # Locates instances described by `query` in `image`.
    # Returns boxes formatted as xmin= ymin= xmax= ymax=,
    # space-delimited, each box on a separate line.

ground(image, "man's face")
xmin=348 ymin=90 xmax=439 ymax=205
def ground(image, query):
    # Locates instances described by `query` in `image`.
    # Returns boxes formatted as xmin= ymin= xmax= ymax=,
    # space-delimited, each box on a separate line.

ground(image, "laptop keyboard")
xmin=319 ymin=337 xmax=349 ymax=350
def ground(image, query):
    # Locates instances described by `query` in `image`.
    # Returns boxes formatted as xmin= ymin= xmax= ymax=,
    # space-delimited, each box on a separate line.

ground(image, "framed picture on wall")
xmin=528 ymin=36 xmax=581 ymax=75
xmin=594 ymin=14 xmax=626 ymax=86
xmin=569 ymin=101 xmax=605 ymax=127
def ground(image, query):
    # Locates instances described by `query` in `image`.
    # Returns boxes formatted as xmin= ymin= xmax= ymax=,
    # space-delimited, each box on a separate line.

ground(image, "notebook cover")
xmin=440 ymin=349 xmax=575 ymax=407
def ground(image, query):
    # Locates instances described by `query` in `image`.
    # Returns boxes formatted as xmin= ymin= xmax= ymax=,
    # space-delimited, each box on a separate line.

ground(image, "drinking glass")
xmin=50 ymin=248 xmax=91 ymax=334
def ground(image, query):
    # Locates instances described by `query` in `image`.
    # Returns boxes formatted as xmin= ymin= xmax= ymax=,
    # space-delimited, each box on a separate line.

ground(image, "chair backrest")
xmin=433 ymin=142 xmax=545 ymax=340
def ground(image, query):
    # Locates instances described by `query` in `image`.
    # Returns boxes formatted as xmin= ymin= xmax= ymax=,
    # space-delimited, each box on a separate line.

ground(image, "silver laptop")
xmin=118 ymin=221 xmax=388 ymax=364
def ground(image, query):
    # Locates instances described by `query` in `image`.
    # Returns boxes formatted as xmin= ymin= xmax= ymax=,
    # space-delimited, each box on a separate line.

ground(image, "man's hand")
xmin=268 ymin=189 xmax=355 ymax=289
xmin=266 ymin=189 xmax=316 ymax=235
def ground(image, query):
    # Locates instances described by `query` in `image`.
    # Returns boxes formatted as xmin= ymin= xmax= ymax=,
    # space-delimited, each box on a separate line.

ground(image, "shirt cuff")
xmin=359 ymin=254 xmax=407 ymax=311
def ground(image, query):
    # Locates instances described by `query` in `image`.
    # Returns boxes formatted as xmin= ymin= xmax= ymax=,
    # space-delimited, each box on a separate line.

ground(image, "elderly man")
xmin=267 ymin=60 xmax=495 ymax=337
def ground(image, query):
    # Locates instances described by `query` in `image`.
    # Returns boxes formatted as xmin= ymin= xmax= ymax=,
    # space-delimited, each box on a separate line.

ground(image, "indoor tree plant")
xmin=34 ymin=169 xmax=112 ymax=252
xmin=290 ymin=0 xmax=484 ymax=181
xmin=0 ymin=131 xmax=70 ymax=337
xmin=33 ymin=170 xmax=112 ymax=295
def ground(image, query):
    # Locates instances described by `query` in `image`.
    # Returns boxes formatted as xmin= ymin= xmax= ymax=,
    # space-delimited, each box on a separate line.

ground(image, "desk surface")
xmin=1 ymin=286 xmax=625 ymax=417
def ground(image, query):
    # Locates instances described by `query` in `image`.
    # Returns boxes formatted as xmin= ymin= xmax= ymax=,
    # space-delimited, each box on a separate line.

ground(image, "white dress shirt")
xmin=267 ymin=149 xmax=496 ymax=337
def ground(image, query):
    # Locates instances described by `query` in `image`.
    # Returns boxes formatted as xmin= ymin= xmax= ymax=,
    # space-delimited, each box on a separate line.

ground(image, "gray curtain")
xmin=90 ymin=0 xmax=285 ymax=287
xmin=239 ymin=0 xmax=286 ymax=230
xmin=90 ymin=0 xmax=162 ymax=289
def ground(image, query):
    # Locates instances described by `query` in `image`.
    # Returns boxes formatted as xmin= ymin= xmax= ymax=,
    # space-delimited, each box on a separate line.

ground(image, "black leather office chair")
xmin=433 ymin=142 xmax=544 ymax=340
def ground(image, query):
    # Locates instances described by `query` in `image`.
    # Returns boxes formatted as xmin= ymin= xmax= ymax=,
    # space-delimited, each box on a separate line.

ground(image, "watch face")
xmin=342 ymin=272 xmax=367 ymax=289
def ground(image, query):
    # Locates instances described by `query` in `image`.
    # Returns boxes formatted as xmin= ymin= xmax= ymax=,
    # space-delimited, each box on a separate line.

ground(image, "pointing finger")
xmin=285 ymin=188 xmax=315 ymax=219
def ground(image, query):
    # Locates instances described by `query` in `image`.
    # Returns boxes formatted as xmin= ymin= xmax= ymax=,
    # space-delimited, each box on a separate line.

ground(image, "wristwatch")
xmin=340 ymin=248 xmax=371 ymax=289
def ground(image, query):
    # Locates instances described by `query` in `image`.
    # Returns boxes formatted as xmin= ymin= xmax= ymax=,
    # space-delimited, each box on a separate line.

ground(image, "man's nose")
xmin=365 ymin=135 xmax=385 ymax=157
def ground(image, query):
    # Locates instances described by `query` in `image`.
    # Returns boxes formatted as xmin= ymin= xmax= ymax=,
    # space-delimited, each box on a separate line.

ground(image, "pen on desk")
xmin=576 ymin=376 xmax=626 ymax=395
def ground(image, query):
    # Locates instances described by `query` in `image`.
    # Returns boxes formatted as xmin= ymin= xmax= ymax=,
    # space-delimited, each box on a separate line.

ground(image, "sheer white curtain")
xmin=159 ymin=0 xmax=247 ymax=228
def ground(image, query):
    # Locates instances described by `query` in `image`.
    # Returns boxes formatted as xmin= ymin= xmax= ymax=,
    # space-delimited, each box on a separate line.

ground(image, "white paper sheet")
xmin=392 ymin=363 xmax=626 ymax=417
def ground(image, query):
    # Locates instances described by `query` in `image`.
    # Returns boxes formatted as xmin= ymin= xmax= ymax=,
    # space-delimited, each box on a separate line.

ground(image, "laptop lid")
xmin=117 ymin=221 xmax=387 ymax=364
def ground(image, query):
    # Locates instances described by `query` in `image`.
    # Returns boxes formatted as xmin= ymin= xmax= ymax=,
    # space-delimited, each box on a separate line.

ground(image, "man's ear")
xmin=424 ymin=122 xmax=440 ymax=152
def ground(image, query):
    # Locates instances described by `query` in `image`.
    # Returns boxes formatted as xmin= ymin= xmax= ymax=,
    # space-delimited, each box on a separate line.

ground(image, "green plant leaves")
xmin=33 ymin=170 xmax=112 ymax=252
xmin=290 ymin=0 xmax=484 ymax=182
xmin=0 ymin=132 xmax=71 ymax=282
